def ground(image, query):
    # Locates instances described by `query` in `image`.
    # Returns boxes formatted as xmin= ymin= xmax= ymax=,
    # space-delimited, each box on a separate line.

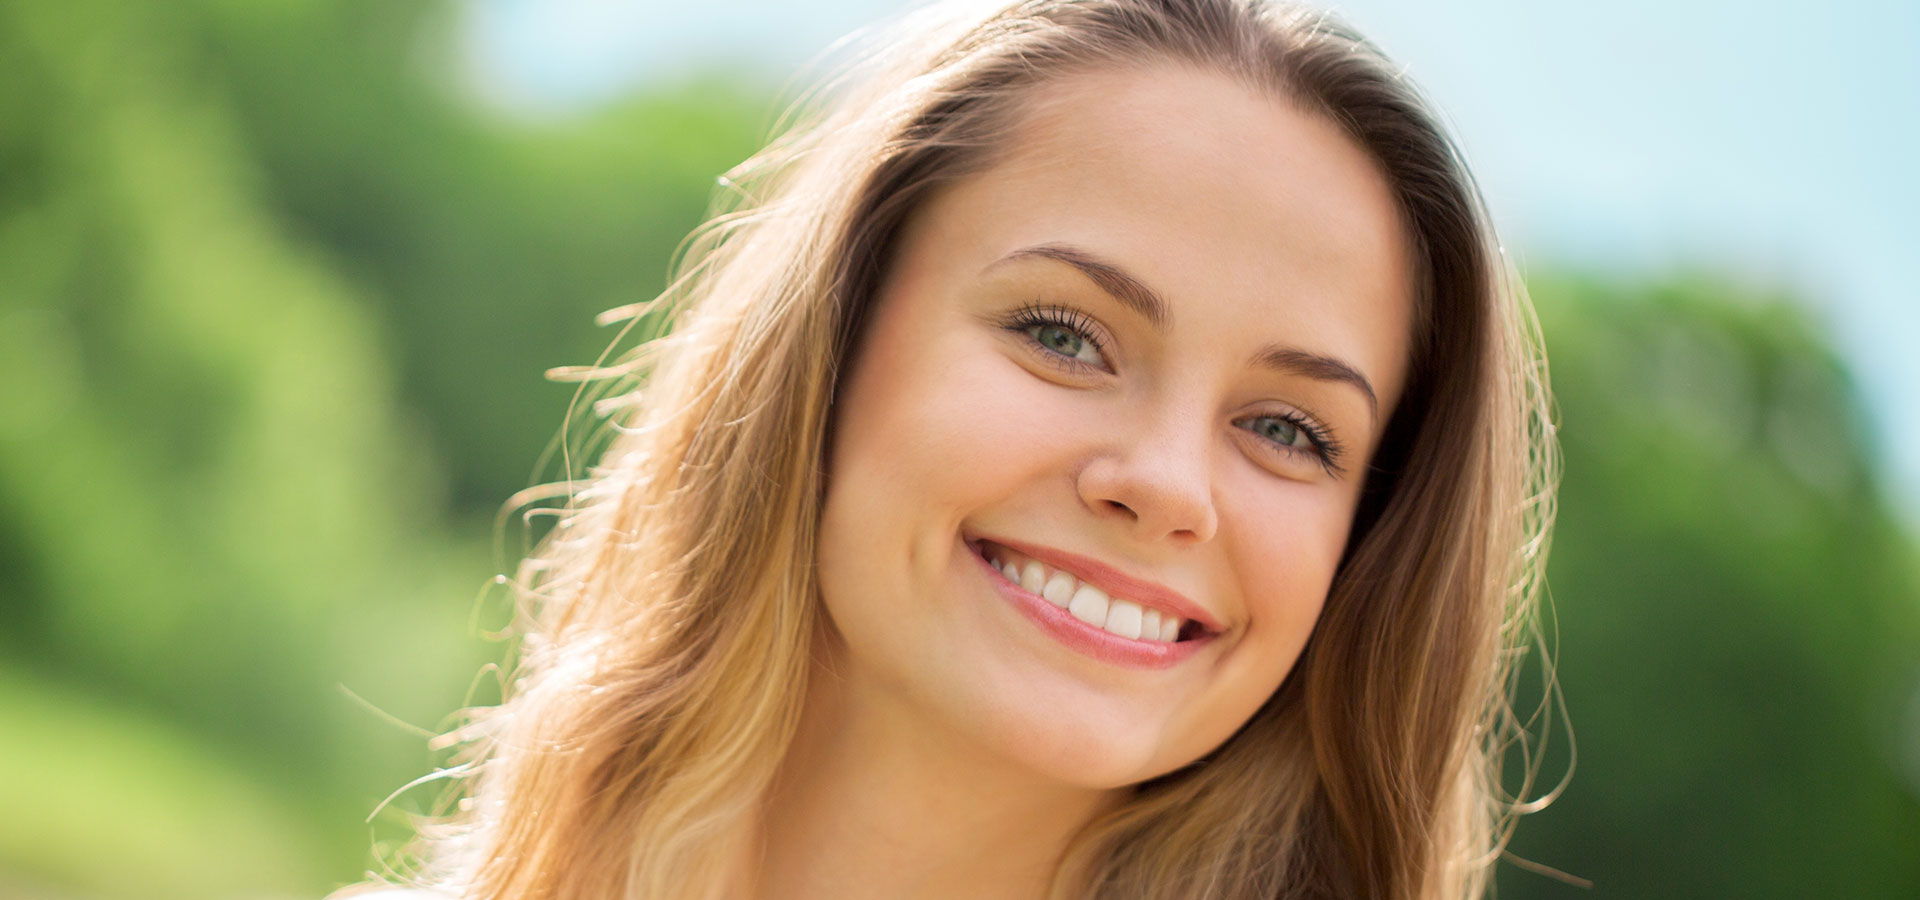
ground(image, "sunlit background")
xmin=1 ymin=0 xmax=1915 ymax=896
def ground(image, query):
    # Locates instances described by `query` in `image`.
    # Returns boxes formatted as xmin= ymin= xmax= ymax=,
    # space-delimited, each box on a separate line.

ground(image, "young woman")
xmin=340 ymin=0 xmax=1561 ymax=896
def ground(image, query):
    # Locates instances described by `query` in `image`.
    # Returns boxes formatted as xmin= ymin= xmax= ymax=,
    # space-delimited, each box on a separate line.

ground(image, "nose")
xmin=1076 ymin=404 xmax=1220 ymax=545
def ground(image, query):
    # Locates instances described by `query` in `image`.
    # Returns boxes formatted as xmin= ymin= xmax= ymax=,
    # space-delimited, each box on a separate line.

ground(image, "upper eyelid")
xmin=1015 ymin=301 xmax=1108 ymax=339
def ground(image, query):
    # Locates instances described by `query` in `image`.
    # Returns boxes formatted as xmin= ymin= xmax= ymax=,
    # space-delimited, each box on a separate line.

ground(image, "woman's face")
xmin=816 ymin=62 xmax=1414 ymax=789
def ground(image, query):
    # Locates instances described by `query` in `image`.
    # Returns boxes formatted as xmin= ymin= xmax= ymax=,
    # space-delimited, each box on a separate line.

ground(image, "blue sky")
xmin=459 ymin=0 xmax=1920 ymax=522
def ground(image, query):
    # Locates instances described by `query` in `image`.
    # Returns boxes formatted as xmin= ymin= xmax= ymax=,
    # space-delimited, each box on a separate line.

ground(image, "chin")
xmin=989 ymin=722 xmax=1171 ymax=790
xmin=928 ymin=653 xmax=1198 ymax=790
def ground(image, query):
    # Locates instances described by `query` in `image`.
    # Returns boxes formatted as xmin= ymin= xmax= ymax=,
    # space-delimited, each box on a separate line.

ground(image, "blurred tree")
xmin=1497 ymin=271 xmax=1920 ymax=897
xmin=0 ymin=0 xmax=502 ymax=891
xmin=188 ymin=0 xmax=774 ymax=516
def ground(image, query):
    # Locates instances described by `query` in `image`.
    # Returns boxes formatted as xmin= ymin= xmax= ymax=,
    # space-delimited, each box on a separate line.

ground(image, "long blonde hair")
xmin=344 ymin=0 xmax=1563 ymax=896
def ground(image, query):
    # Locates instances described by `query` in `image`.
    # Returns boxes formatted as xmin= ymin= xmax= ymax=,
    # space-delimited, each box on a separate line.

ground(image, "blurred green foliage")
xmin=0 ymin=0 xmax=1913 ymax=897
xmin=1508 ymin=272 xmax=1920 ymax=896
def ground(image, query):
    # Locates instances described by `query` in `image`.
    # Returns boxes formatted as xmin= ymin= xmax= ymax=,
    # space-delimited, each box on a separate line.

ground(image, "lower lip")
xmin=967 ymin=539 xmax=1213 ymax=671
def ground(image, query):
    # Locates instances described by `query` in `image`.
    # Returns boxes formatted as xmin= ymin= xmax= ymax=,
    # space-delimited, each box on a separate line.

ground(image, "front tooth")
xmin=1158 ymin=614 xmax=1182 ymax=642
xmin=1104 ymin=599 xmax=1143 ymax=640
xmin=1041 ymin=571 xmax=1076 ymax=607
xmin=1067 ymin=583 xmax=1110 ymax=626
xmin=1142 ymin=608 xmax=1163 ymax=642
xmin=1019 ymin=560 xmax=1047 ymax=593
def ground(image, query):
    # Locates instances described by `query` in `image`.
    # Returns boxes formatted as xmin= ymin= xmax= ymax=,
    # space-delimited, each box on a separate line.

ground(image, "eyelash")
xmin=996 ymin=303 xmax=1349 ymax=477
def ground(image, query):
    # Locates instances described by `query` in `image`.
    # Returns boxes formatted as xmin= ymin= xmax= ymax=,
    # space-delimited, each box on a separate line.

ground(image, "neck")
xmin=747 ymin=652 xmax=1126 ymax=899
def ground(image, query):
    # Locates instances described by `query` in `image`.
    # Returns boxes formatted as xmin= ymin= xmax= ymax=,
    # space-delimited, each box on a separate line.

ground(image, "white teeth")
xmin=983 ymin=542 xmax=1191 ymax=643
xmin=1067 ymin=583 xmax=1109 ymax=626
xmin=1041 ymin=570 xmax=1076 ymax=607
xmin=1019 ymin=560 xmax=1046 ymax=593
xmin=1104 ymin=599 xmax=1143 ymax=640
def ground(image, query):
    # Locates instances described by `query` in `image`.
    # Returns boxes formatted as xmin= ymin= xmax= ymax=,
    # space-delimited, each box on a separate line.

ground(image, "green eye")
xmin=1236 ymin=412 xmax=1347 ymax=478
xmin=1035 ymin=324 xmax=1084 ymax=356
xmin=1249 ymin=416 xmax=1303 ymax=447
xmin=1000 ymin=303 xmax=1109 ymax=371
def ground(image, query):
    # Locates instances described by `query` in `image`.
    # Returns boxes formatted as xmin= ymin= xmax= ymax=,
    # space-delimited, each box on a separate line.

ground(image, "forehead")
xmin=909 ymin=61 xmax=1415 ymax=408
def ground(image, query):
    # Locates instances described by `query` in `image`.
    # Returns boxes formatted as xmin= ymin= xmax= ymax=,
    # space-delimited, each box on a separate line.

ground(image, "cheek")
xmin=1232 ymin=489 xmax=1352 ymax=670
xmin=834 ymin=335 xmax=1076 ymax=518
xmin=1236 ymin=492 xmax=1350 ymax=619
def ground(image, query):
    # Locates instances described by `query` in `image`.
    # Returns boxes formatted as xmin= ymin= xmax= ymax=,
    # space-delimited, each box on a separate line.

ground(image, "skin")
xmin=755 ymin=60 xmax=1415 ymax=899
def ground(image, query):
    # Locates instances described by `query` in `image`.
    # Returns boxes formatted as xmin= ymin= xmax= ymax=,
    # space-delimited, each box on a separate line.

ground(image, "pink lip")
xmin=965 ymin=539 xmax=1216 ymax=671
xmin=969 ymin=533 xmax=1224 ymax=634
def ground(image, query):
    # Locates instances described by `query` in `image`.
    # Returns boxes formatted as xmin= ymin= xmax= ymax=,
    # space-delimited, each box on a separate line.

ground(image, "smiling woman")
xmin=332 ymin=1 xmax=1561 ymax=898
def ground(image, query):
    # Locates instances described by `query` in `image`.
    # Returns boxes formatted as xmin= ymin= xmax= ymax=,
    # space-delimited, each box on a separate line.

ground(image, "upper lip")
xmin=969 ymin=532 xmax=1224 ymax=634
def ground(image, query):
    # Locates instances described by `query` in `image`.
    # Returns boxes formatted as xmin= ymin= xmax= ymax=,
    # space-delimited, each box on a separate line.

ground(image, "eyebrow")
xmin=983 ymin=242 xmax=1380 ymax=422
